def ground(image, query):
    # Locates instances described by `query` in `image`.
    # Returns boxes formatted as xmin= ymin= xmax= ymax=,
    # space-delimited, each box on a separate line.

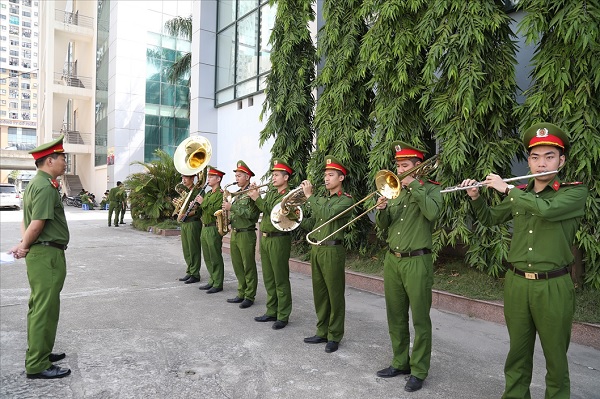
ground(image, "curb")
xmin=220 ymin=237 xmax=599 ymax=350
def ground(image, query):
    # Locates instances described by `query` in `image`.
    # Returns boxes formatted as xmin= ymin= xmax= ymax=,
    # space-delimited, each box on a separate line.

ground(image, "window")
xmin=9 ymin=49 xmax=18 ymax=56
xmin=22 ymin=41 xmax=30 ymax=48
xmin=21 ymin=82 xmax=30 ymax=89
xmin=9 ymin=57 xmax=18 ymax=66
xmin=10 ymin=39 xmax=18 ymax=46
xmin=9 ymin=16 xmax=19 ymax=25
xmin=21 ymin=101 xmax=30 ymax=110
xmin=22 ymin=21 xmax=31 ymax=27
xmin=215 ymin=1 xmax=276 ymax=105
xmin=21 ymin=72 xmax=30 ymax=79
xmin=9 ymin=89 xmax=18 ymax=98
xmin=9 ymin=112 xmax=18 ymax=119
xmin=0 ymin=15 xmax=5 ymax=20
xmin=9 ymin=101 xmax=18 ymax=108
xmin=9 ymin=25 xmax=18 ymax=34
xmin=22 ymin=28 xmax=30 ymax=37
xmin=22 ymin=11 xmax=31 ymax=17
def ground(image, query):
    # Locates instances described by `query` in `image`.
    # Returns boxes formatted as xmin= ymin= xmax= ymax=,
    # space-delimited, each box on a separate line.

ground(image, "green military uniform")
xmin=375 ymin=141 xmax=441 ymax=381
xmin=200 ymin=166 xmax=225 ymax=289
xmin=108 ymin=184 xmax=123 ymax=226
xmin=180 ymin=183 xmax=203 ymax=280
xmin=119 ymin=190 xmax=127 ymax=223
xmin=254 ymin=160 xmax=294 ymax=322
xmin=23 ymin=136 xmax=70 ymax=375
xmin=469 ymin=123 xmax=587 ymax=399
xmin=301 ymin=156 xmax=354 ymax=343
xmin=100 ymin=191 xmax=109 ymax=209
xmin=230 ymin=161 xmax=260 ymax=302
xmin=80 ymin=192 xmax=94 ymax=210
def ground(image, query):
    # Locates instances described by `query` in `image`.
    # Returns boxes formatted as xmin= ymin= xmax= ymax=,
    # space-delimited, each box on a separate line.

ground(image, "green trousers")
xmin=502 ymin=270 xmax=574 ymax=399
xmin=108 ymin=201 xmax=121 ymax=226
xmin=201 ymin=226 xmax=224 ymax=288
xmin=383 ymin=252 xmax=433 ymax=380
xmin=260 ymin=235 xmax=292 ymax=321
xmin=25 ymin=245 xmax=67 ymax=374
xmin=230 ymin=230 xmax=258 ymax=301
xmin=310 ymin=245 xmax=346 ymax=342
xmin=180 ymin=221 xmax=202 ymax=279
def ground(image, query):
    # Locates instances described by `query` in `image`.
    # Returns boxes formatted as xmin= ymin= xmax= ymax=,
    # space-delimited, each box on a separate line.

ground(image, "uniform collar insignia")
xmin=552 ymin=180 xmax=560 ymax=191
xmin=536 ymin=128 xmax=549 ymax=138
xmin=337 ymin=190 xmax=342 ymax=196
xmin=48 ymin=178 xmax=59 ymax=189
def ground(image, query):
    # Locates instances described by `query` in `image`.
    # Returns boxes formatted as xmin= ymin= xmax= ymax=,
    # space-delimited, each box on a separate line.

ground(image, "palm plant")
xmin=164 ymin=15 xmax=192 ymax=116
xmin=124 ymin=149 xmax=181 ymax=222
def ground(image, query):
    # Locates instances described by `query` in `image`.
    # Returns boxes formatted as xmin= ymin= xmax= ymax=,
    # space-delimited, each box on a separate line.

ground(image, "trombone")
xmin=306 ymin=155 xmax=439 ymax=246
xmin=440 ymin=170 xmax=559 ymax=193
xmin=230 ymin=183 xmax=270 ymax=198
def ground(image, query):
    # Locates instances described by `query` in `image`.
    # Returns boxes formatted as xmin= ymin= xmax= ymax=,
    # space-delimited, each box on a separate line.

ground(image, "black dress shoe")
xmin=206 ymin=287 xmax=223 ymax=294
xmin=179 ymin=274 xmax=191 ymax=281
xmin=404 ymin=375 xmax=424 ymax=392
xmin=272 ymin=320 xmax=288 ymax=330
xmin=114 ymin=224 xmax=119 ymax=227
xmin=27 ymin=364 xmax=71 ymax=379
xmin=254 ymin=314 xmax=277 ymax=322
xmin=119 ymin=221 xmax=126 ymax=224
xmin=376 ymin=366 xmax=410 ymax=378
xmin=239 ymin=299 xmax=253 ymax=309
xmin=49 ymin=353 xmax=66 ymax=362
xmin=303 ymin=335 xmax=327 ymax=344
xmin=199 ymin=283 xmax=212 ymax=290
xmin=184 ymin=276 xmax=200 ymax=284
xmin=325 ymin=341 xmax=339 ymax=353
xmin=227 ymin=296 xmax=244 ymax=303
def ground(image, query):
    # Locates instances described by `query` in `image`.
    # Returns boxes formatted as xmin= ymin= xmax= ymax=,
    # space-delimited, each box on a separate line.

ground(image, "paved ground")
xmin=1 ymin=207 xmax=599 ymax=399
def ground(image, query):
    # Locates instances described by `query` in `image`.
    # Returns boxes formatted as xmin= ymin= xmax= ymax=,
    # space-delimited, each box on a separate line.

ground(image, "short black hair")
xmin=35 ymin=153 xmax=62 ymax=168
xmin=528 ymin=146 xmax=565 ymax=157
xmin=117 ymin=181 xmax=122 ymax=186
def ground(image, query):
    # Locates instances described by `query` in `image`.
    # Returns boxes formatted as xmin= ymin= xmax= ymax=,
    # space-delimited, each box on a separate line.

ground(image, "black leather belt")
xmin=233 ymin=227 xmax=257 ymax=233
xmin=319 ymin=240 xmax=343 ymax=246
xmin=389 ymin=248 xmax=431 ymax=258
xmin=508 ymin=264 xmax=569 ymax=280
xmin=34 ymin=241 xmax=68 ymax=251
xmin=203 ymin=222 xmax=216 ymax=227
xmin=262 ymin=232 xmax=290 ymax=238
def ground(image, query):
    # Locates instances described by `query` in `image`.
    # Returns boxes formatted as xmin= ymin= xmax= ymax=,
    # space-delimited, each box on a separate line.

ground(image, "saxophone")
xmin=214 ymin=182 xmax=237 ymax=236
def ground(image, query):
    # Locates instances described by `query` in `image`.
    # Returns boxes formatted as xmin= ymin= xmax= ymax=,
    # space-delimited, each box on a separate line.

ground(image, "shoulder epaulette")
xmin=428 ymin=179 xmax=440 ymax=185
xmin=220 ymin=189 xmax=224 ymax=193
xmin=560 ymin=181 xmax=584 ymax=186
xmin=516 ymin=184 xmax=527 ymax=190
xmin=344 ymin=192 xmax=353 ymax=198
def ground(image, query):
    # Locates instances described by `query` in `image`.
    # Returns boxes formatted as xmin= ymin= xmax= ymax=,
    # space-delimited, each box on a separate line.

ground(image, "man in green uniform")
xmin=374 ymin=142 xmax=441 ymax=392
xmin=9 ymin=135 xmax=71 ymax=379
xmin=460 ymin=122 xmax=587 ymax=399
xmin=248 ymin=159 xmax=295 ymax=330
xmin=300 ymin=155 xmax=354 ymax=353
xmin=177 ymin=174 xmax=203 ymax=284
xmin=107 ymin=181 xmax=123 ymax=227
xmin=100 ymin=190 xmax=109 ymax=209
xmin=119 ymin=189 xmax=128 ymax=224
xmin=222 ymin=160 xmax=260 ymax=307
xmin=196 ymin=166 xmax=226 ymax=293
xmin=80 ymin=190 xmax=94 ymax=210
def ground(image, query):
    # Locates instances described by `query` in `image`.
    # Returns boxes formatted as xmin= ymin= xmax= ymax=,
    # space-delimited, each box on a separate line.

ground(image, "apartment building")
xmin=0 ymin=0 xmax=39 ymax=184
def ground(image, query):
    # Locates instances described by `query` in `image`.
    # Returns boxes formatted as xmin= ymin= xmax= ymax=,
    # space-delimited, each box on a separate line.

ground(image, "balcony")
xmin=53 ymin=130 xmax=92 ymax=145
xmin=54 ymin=72 xmax=92 ymax=89
xmin=55 ymin=9 xmax=94 ymax=29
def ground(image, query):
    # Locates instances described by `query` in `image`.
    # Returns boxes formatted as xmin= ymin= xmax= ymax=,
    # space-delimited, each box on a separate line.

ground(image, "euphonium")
xmin=214 ymin=182 xmax=237 ymax=236
xmin=271 ymin=186 xmax=306 ymax=231
xmin=172 ymin=183 xmax=189 ymax=218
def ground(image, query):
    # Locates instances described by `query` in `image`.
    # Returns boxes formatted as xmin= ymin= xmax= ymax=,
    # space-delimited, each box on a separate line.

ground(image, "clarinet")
xmin=179 ymin=181 xmax=209 ymax=222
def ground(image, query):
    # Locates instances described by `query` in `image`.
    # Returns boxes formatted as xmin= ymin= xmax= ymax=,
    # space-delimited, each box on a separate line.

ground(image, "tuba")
xmin=271 ymin=187 xmax=306 ymax=231
xmin=173 ymin=136 xmax=212 ymax=222
xmin=214 ymin=182 xmax=237 ymax=236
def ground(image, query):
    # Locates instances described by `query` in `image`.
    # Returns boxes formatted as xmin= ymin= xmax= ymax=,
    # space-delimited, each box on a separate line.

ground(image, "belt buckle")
xmin=262 ymin=232 xmax=268 ymax=237
xmin=394 ymin=251 xmax=401 ymax=258
xmin=524 ymin=272 xmax=538 ymax=280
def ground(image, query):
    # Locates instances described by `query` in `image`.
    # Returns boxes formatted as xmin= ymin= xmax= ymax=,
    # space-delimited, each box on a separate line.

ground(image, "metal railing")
xmin=53 ymin=130 xmax=92 ymax=145
xmin=53 ymin=72 xmax=93 ymax=89
xmin=55 ymin=9 xmax=94 ymax=29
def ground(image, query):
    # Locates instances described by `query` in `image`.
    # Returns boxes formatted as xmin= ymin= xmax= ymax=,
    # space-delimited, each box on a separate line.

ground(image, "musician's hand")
xmin=195 ymin=194 xmax=204 ymax=204
xmin=460 ymin=179 xmax=480 ymax=200
xmin=301 ymin=180 xmax=313 ymax=198
xmin=401 ymin=175 xmax=416 ymax=187
xmin=484 ymin=174 xmax=510 ymax=194
xmin=375 ymin=196 xmax=388 ymax=210
xmin=247 ymin=183 xmax=259 ymax=201
xmin=222 ymin=200 xmax=231 ymax=211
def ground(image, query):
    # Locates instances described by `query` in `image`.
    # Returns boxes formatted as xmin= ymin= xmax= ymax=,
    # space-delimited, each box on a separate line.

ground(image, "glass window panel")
xmin=236 ymin=79 xmax=257 ymax=98
xmin=145 ymin=144 xmax=159 ymax=161
xmin=146 ymin=59 xmax=161 ymax=81
xmin=160 ymin=116 xmax=174 ymax=128
xmin=145 ymin=81 xmax=161 ymax=104
xmin=161 ymin=60 xmax=173 ymax=82
xmin=259 ymin=4 xmax=275 ymax=74
xmin=162 ymin=35 xmax=176 ymax=50
xmin=259 ymin=74 xmax=268 ymax=90
xmin=163 ymin=48 xmax=176 ymax=62
xmin=173 ymin=127 xmax=188 ymax=144
xmin=145 ymin=124 xmax=160 ymax=144
xmin=175 ymin=117 xmax=189 ymax=129
xmin=177 ymin=40 xmax=190 ymax=53
xmin=218 ymin=0 xmax=236 ymax=30
xmin=216 ymin=25 xmax=235 ymax=90
xmin=175 ymin=85 xmax=189 ymax=106
xmin=145 ymin=114 xmax=159 ymax=126
xmin=216 ymin=87 xmax=234 ymax=104
xmin=236 ymin=11 xmax=258 ymax=82
xmin=147 ymin=32 xmax=162 ymax=47
xmin=161 ymin=126 xmax=174 ymax=145
xmin=238 ymin=0 xmax=258 ymax=17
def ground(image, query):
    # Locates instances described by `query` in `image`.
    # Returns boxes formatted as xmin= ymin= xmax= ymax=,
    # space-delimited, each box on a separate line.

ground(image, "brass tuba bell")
xmin=174 ymin=136 xmax=212 ymax=176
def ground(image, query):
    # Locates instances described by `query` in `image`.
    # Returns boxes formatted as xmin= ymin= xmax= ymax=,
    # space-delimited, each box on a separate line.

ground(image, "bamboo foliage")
xmin=515 ymin=0 xmax=600 ymax=289
xmin=309 ymin=0 xmax=374 ymax=251
xmin=260 ymin=0 xmax=317 ymax=186
xmin=417 ymin=1 xmax=520 ymax=277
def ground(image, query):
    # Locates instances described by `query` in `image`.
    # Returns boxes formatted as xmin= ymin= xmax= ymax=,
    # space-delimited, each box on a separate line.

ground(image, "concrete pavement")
xmin=1 ymin=207 xmax=599 ymax=398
